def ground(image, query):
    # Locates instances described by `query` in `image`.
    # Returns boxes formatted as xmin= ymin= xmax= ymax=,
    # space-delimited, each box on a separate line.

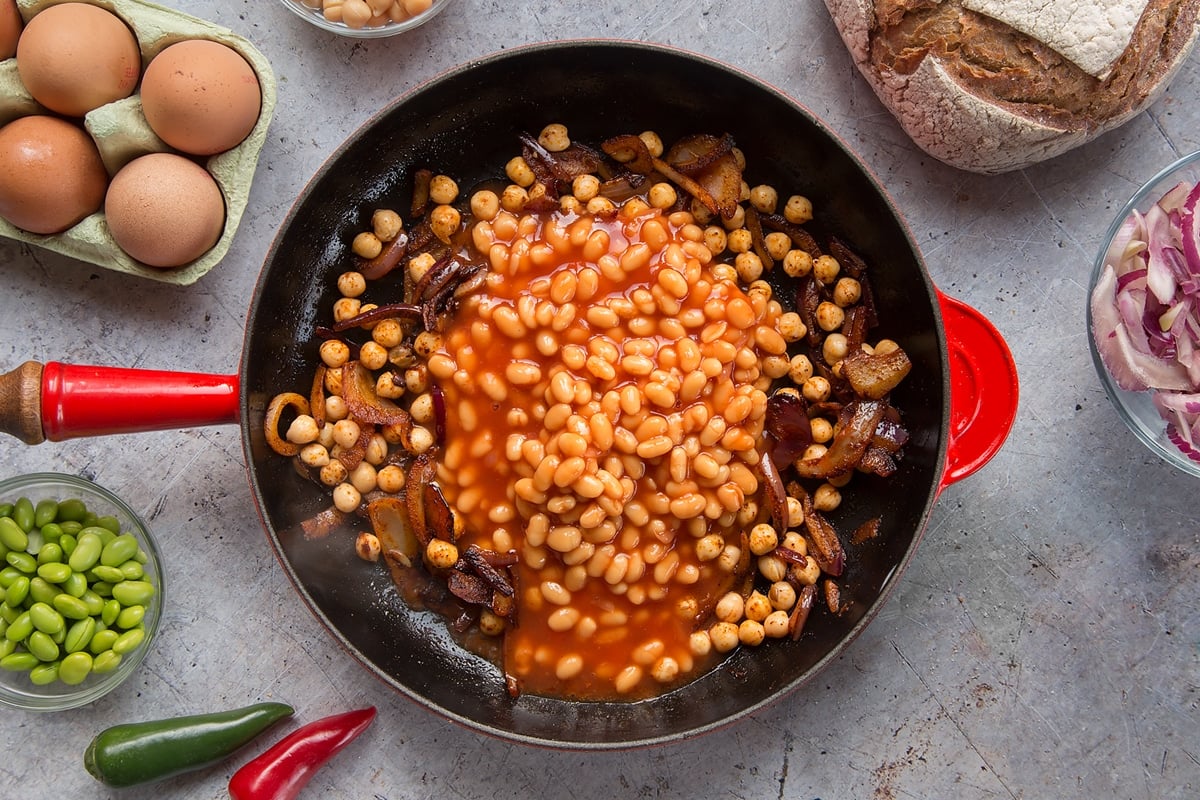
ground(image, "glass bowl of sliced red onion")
xmin=1088 ymin=150 xmax=1200 ymax=477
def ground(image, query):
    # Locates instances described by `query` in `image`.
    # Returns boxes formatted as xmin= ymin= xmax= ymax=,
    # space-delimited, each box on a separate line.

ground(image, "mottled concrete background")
xmin=1 ymin=1 xmax=1197 ymax=798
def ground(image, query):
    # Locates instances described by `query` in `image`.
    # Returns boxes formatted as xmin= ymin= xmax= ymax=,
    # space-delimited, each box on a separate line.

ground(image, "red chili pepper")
xmin=227 ymin=706 xmax=377 ymax=800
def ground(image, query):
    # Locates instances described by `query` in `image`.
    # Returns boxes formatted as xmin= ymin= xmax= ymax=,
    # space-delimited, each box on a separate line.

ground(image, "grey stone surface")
xmin=1 ymin=1 xmax=1198 ymax=797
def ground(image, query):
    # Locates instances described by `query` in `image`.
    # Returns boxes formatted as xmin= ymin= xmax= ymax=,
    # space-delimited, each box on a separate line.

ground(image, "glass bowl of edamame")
xmin=0 ymin=473 xmax=163 ymax=712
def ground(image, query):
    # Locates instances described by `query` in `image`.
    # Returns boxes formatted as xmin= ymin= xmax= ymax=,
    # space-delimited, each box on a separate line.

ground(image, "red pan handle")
xmin=0 ymin=361 xmax=240 ymax=444
xmin=937 ymin=292 xmax=1018 ymax=492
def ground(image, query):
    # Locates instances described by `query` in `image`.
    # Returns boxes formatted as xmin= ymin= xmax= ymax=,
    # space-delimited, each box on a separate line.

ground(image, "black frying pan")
xmin=0 ymin=41 xmax=1017 ymax=748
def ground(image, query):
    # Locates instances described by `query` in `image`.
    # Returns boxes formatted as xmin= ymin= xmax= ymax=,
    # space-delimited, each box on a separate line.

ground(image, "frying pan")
xmin=0 ymin=41 xmax=1018 ymax=748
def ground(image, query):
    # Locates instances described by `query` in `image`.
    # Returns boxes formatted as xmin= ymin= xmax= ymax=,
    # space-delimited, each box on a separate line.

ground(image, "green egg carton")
xmin=0 ymin=0 xmax=278 ymax=285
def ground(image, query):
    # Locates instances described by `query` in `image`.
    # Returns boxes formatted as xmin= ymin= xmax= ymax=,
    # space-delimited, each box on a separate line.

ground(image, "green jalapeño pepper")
xmin=84 ymin=701 xmax=295 ymax=787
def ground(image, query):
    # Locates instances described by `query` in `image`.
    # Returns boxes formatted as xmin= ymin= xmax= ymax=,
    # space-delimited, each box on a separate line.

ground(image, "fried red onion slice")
xmin=341 ymin=362 xmax=412 ymax=427
xmin=765 ymin=391 xmax=813 ymax=466
xmin=794 ymin=399 xmax=887 ymax=479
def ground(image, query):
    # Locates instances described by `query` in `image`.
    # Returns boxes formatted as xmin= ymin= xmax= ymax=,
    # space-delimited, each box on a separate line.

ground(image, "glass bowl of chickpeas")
xmin=0 ymin=473 xmax=163 ymax=712
xmin=277 ymin=0 xmax=453 ymax=37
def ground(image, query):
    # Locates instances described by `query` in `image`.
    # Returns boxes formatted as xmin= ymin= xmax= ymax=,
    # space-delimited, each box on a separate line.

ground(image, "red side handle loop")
xmin=41 ymin=362 xmax=240 ymax=442
xmin=937 ymin=293 xmax=1019 ymax=492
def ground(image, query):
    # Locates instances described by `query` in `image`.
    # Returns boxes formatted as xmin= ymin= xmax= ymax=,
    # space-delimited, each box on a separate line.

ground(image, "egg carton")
xmin=0 ymin=0 xmax=277 ymax=285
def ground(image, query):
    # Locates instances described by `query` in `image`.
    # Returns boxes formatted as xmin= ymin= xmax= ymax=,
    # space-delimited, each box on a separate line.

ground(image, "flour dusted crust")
xmin=824 ymin=0 xmax=1200 ymax=173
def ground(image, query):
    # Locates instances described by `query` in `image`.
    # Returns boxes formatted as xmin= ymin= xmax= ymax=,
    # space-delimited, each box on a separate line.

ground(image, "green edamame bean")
xmin=115 ymin=605 xmax=144 ymax=629
xmin=12 ymin=497 xmax=34 ymax=532
xmin=0 ymin=502 xmax=12 ymax=518
xmin=111 ymin=581 xmax=154 ymax=607
xmin=96 ymin=516 xmax=121 ymax=535
xmin=33 ymin=499 xmax=58 ymax=529
xmin=39 ymin=522 xmax=62 ymax=543
xmin=118 ymin=561 xmax=144 ymax=580
xmin=91 ymin=649 xmax=121 ymax=674
xmin=5 ymin=551 xmax=36 ymax=574
xmin=65 ymin=617 xmax=96 ymax=653
xmin=59 ymin=520 xmax=82 ymax=535
xmin=89 ymin=566 xmax=126 ymax=584
xmin=0 ymin=517 xmax=28 ymax=551
xmin=27 ymin=630 xmax=59 ymax=662
xmin=0 ymin=651 xmax=39 ymax=671
xmin=100 ymin=534 xmax=139 ymax=568
xmin=81 ymin=591 xmax=105 ymax=616
xmin=28 ymin=602 xmax=64 ymax=635
xmin=0 ymin=566 xmax=20 ymax=588
xmin=91 ymin=581 xmax=113 ymax=597
xmin=5 ymin=576 xmax=29 ymax=607
xmin=36 ymin=562 xmax=72 ymax=584
xmin=29 ymin=662 xmax=60 ymax=685
xmin=111 ymin=627 xmax=144 ymax=655
xmin=59 ymin=534 xmax=77 ymax=556
xmin=6 ymin=611 xmax=32 ymax=642
xmin=134 ymin=548 xmax=148 ymax=565
xmin=28 ymin=577 xmax=59 ymax=605
xmin=58 ymin=651 xmax=92 ymax=684
xmin=101 ymin=598 xmax=120 ymax=626
xmin=68 ymin=532 xmax=103 ymax=573
xmin=89 ymin=629 xmax=119 ymax=655
xmin=53 ymin=593 xmax=91 ymax=621
xmin=0 ymin=638 xmax=14 ymax=658
xmin=36 ymin=542 xmax=63 ymax=565
xmin=50 ymin=625 xmax=65 ymax=644
xmin=62 ymin=571 xmax=87 ymax=598
xmin=0 ymin=602 xmax=18 ymax=623
xmin=56 ymin=498 xmax=87 ymax=523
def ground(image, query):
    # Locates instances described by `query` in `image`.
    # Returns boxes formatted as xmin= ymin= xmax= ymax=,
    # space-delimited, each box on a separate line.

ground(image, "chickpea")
xmin=425 ymin=538 xmax=460 ymax=570
xmin=764 ymin=231 xmax=791 ymax=261
xmin=748 ymin=523 xmax=778 ymax=556
xmin=332 ymin=297 xmax=361 ymax=324
xmin=784 ymin=194 xmax=813 ymax=224
xmin=360 ymin=341 xmax=388 ymax=371
xmin=639 ymin=130 xmax=664 ymax=157
xmin=349 ymin=461 xmax=378 ymax=494
xmin=709 ymin=621 xmax=740 ymax=652
xmin=286 ymin=415 xmax=320 ymax=445
xmin=815 ymin=301 xmax=845 ymax=332
xmin=726 ymin=228 xmax=753 ymax=254
xmin=734 ymin=252 xmax=763 ymax=283
xmin=408 ymin=425 xmax=434 ymax=454
xmin=833 ymin=277 xmax=862 ymax=307
xmin=714 ymin=591 xmax=744 ymax=623
xmin=810 ymin=416 xmax=834 ymax=443
xmin=875 ymin=338 xmax=901 ymax=355
xmin=572 ymin=174 xmax=600 ymax=202
xmin=689 ymin=630 xmax=712 ymax=657
xmin=743 ymin=591 xmax=772 ymax=622
xmin=337 ymin=271 xmax=366 ymax=298
xmin=776 ymin=312 xmax=807 ymax=342
xmin=371 ymin=318 xmax=404 ymax=349
xmin=320 ymin=460 xmax=347 ymax=487
xmin=429 ymin=174 xmax=459 ymax=205
xmin=501 ymin=184 xmax=529 ymax=212
xmin=690 ymin=198 xmax=714 ymax=225
xmin=647 ymin=182 xmax=677 ymax=209
xmin=376 ymin=464 xmax=406 ymax=494
xmin=813 ymin=254 xmax=841 ymax=284
xmin=695 ymin=533 xmax=725 ymax=562
xmin=802 ymin=375 xmax=831 ymax=402
xmin=813 ymin=483 xmax=842 ymax=511
xmin=786 ymin=496 xmax=805 ymax=528
xmin=502 ymin=156 xmax=534 ymax=187
xmin=372 ymin=209 xmax=403 ymax=242
xmin=768 ymin=581 xmax=797 ymax=611
xmin=413 ymin=330 xmax=443 ymax=358
xmin=764 ymin=610 xmax=791 ymax=638
xmin=748 ymin=184 xmax=778 ymax=214
xmin=538 ymin=123 xmax=570 ymax=152
xmin=788 ymin=354 xmax=814 ymax=384
xmin=823 ymin=332 xmax=849 ymax=365
xmin=332 ymin=482 xmax=361 ymax=512
xmin=470 ymin=190 xmax=500 ymax=221
xmin=478 ymin=609 xmax=507 ymax=636
xmin=333 ymin=419 xmax=361 ymax=449
xmin=782 ymin=248 xmax=813 ymax=278
xmin=758 ymin=554 xmax=788 ymax=583
xmin=354 ymin=532 xmax=381 ymax=562
xmin=430 ymin=204 xmax=461 ymax=244
xmin=407 ymin=251 xmax=436 ymax=283
xmin=738 ymin=619 xmax=766 ymax=646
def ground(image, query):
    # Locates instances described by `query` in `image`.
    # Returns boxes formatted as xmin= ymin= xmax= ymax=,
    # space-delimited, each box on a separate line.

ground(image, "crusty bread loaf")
xmin=824 ymin=0 xmax=1200 ymax=173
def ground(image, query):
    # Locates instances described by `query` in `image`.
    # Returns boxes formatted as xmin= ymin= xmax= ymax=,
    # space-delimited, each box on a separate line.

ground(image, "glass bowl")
xmin=1087 ymin=150 xmax=1200 ymax=478
xmin=0 ymin=473 xmax=163 ymax=711
xmin=277 ymin=0 xmax=453 ymax=38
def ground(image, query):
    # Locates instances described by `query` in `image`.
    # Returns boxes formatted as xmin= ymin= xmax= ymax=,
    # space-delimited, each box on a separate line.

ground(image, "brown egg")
xmin=15 ymin=3 xmax=140 ymax=117
xmin=0 ymin=0 xmax=23 ymax=60
xmin=0 ymin=115 xmax=108 ymax=234
xmin=140 ymin=39 xmax=262 ymax=156
xmin=104 ymin=153 xmax=225 ymax=268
